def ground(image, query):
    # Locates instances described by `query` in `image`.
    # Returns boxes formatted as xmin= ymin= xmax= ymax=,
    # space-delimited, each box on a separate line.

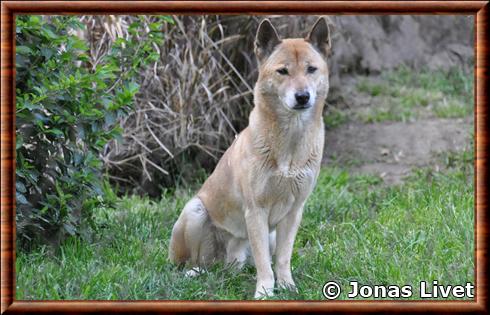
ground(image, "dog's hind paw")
xmin=185 ymin=267 xmax=204 ymax=277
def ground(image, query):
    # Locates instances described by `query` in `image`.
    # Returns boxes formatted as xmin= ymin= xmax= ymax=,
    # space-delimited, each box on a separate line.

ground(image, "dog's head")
xmin=254 ymin=17 xmax=331 ymax=114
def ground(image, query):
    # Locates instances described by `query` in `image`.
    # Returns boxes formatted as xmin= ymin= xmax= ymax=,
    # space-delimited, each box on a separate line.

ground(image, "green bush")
xmin=15 ymin=15 xmax=166 ymax=249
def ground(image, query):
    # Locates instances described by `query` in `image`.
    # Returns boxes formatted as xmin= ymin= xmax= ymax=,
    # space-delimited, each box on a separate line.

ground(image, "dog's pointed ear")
xmin=306 ymin=17 xmax=332 ymax=58
xmin=255 ymin=19 xmax=281 ymax=63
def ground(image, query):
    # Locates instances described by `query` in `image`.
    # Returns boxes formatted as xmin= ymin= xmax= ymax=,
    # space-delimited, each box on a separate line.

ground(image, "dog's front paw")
xmin=254 ymin=281 xmax=275 ymax=299
xmin=277 ymin=278 xmax=297 ymax=292
xmin=276 ymin=272 xmax=297 ymax=292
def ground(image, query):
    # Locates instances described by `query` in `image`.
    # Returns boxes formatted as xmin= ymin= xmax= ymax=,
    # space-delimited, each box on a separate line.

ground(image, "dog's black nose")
xmin=295 ymin=91 xmax=310 ymax=106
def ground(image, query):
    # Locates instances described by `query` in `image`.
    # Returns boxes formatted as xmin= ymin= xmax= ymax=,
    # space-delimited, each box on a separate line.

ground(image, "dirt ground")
xmin=317 ymin=15 xmax=473 ymax=185
xmin=322 ymin=75 xmax=473 ymax=185
xmin=323 ymin=117 xmax=472 ymax=185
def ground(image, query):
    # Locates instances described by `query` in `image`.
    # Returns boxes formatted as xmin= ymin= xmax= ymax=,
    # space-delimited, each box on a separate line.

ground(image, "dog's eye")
xmin=276 ymin=68 xmax=289 ymax=75
xmin=307 ymin=66 xmax=317 ymax=74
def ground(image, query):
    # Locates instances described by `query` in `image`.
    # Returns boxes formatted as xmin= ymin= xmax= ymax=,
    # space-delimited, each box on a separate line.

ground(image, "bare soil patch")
xmin=323 ymin=118 xmax=472 ymax=185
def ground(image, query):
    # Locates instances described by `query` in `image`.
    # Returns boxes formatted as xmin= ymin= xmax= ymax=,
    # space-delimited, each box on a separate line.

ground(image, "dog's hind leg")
xmin=168 ymin=206 xmax=190 ymax=265
xmin=169 ymin=197 xmax=216 ymax=267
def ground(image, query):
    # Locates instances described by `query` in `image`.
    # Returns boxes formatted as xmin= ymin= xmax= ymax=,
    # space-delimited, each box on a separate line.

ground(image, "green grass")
xmin=357 ymin=80 xmax=385 ymax=97
xmin=324 ymin=106 xmax=349 ymax=129
xmin=16 ymin=149 xmax=474 ymax=300
xmin=355 ymin=67 xmax=473 ymax=123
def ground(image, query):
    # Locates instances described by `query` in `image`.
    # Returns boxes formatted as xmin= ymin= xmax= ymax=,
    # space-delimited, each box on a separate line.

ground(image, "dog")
xmin=169 ymin=17 xmax=331 ymax=299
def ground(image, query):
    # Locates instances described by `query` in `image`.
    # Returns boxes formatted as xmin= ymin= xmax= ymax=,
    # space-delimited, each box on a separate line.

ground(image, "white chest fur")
xmin=267 ymin=160 xmax=317 ymax=226
xmin=249 ymin=115 xmax=324 ymax=228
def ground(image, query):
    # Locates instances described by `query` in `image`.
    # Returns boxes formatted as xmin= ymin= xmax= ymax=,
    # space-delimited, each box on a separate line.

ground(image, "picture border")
xmin=1 ymin=1 xmax=488 ymax=313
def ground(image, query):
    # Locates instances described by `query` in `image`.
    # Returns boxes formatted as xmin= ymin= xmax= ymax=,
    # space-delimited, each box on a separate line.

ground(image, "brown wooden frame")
xmin=1 ymin=1 xmax=488 ymax=314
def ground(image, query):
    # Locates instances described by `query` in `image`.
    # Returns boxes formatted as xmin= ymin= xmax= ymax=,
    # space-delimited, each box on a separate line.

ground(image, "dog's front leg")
xmin=245 ymin=208 xmax=274 ymax=299
xmin=274 ymin=205 xmax=304 ymax=291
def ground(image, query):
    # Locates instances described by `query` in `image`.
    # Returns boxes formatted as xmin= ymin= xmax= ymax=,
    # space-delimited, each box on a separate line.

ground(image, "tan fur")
xmin=169 ymin=17 xmax=331 ymax=298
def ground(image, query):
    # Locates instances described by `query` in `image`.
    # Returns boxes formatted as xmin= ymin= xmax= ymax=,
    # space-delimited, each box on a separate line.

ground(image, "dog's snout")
xmin=294 ymin=91 xmax=310 ymax=106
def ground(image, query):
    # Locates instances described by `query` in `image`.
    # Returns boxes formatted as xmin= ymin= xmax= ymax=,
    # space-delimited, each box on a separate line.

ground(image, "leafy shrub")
xmin=15 ymin=15 xmax=167 ymax=248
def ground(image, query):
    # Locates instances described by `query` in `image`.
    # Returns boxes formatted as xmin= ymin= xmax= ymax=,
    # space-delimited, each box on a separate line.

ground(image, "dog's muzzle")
xmin=293 ymin=91 xmax=311 ymax=110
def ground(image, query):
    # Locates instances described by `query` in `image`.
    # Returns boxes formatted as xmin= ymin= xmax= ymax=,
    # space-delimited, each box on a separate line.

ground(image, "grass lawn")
xmin=16 ymin=148 xmax=474 ymax=300
xmin=324 ymin=67 xmax=474 ymax=127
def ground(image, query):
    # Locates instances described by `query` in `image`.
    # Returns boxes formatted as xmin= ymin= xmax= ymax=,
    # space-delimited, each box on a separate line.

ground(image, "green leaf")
xmin=40 ymin=47 xmax=54 ymax=59
xmin=42 ymin=27 xmax=57 ymax=40
xmin=45 ymin=128 xmax=64 ymax=137
xmin=63 ymin=222 xmax=76 ymax=236
xmin=16 ymin=134 xmax=23 ymax=150
xmin=16 ymin=181 xmax=27 ymax=193
xmin=161 ymin=16 xmax=174 ymax=24
xmin=16 ymin=45 xmax=33 ymax=55
xmin=16 ymin=192 xmax=29 ymax=205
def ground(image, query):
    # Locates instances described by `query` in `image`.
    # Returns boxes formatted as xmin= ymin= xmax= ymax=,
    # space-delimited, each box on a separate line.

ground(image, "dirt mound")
xmin=330 ymin=16 xmax=473 ymax=73
xmin=323 ymin=118 xmax=472 ymax=185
